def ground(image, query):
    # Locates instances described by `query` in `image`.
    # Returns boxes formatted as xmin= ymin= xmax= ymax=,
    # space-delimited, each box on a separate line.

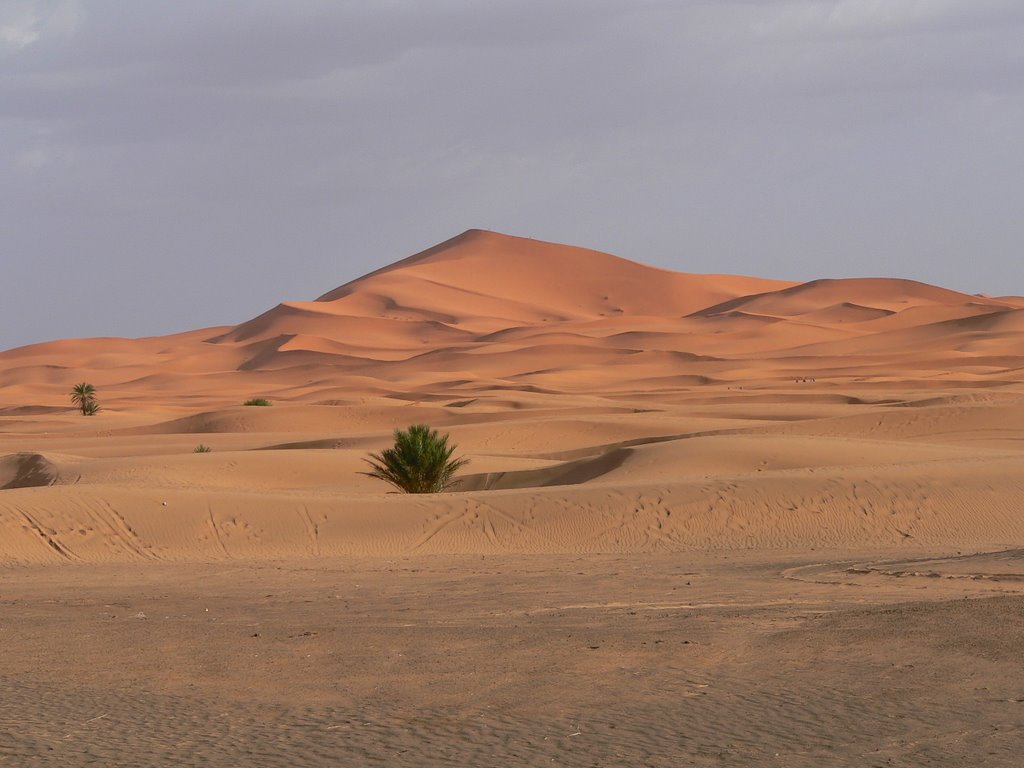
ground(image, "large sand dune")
xmin=7 ymin=228 xmax=1021 ymax=410
xmin=1 ymin=229 xmax=1023 ymax=563
xmin=5 ymin=230 xmax=1024 ymax=766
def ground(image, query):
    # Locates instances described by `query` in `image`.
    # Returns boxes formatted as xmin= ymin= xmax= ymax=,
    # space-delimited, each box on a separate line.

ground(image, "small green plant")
xmin=70 ymin=383 xmax=99 ymax=415
xmin=243 ymin=398 xmax=272 ymax=406
xmin=362 ymin=424 xmax=469 ymax=494
xmin=194 ymin=444 xmax=212 ymax=453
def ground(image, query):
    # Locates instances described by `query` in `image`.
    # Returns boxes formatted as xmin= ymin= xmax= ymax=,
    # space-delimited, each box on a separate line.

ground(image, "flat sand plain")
xmin=4 ymin=553 xmax=1024 ymax=766
xmin=2 ymin=231 xmax=1024 ymax=765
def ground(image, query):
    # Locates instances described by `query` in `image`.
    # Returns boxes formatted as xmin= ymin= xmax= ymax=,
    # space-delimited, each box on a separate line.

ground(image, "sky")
xmin=2 ymin=0 xmax=1023 ymax=350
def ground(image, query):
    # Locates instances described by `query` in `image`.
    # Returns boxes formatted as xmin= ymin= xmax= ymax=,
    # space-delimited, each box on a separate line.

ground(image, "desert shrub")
xmin=243 ymin=398 xmax=272 ymax=406
xmin=362 ymin=424 xmax=468 ymax=494
xmin=70 ymin=382 xmax=99 ymax=415
xmin=194 ymin=444 xmax=212 ymax=453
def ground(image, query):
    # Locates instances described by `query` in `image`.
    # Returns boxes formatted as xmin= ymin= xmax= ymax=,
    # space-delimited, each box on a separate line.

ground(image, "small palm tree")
xmin=70 ymin=382 xmax=98 ymax=416
xmin=363 ymin=424 xmax=469 ymax=493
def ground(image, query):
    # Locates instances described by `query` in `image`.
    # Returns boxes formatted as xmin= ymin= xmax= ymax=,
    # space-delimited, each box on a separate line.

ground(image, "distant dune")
xmin=2 ymin=229 xmax=1022 ymax=411
xmin=1 ymin=229 xmax=1023 ymax=563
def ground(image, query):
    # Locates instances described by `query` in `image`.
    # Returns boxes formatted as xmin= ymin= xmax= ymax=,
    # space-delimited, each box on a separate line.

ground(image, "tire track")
xmin=407 ymin=505 xmax=472 ymax=552
xmin=75 ymin=499 xmax=156 ymax=562
xmin=481 ymin=512 xmax=499 ymax=547
xmin=13 ymin=505 xmax=80 ymax=562
xmin=298 ymin=504 xmax=320 ymax=556
xmin=99 ymin=499 xmax=160 ymax=561
xmin=471 ymin=497 xmax=563 ymax=550
xmin=206 ymin=502 xmax=231 ymax=559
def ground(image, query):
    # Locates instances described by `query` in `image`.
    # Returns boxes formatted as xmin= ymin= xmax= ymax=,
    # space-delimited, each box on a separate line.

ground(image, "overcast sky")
xmin=2 ymin=1 xmax=1023 ymax=349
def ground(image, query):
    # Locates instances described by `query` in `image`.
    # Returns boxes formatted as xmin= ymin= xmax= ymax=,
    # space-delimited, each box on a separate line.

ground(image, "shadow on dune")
xmin=456 ymin=447 xmax=632 ymax=491
xmin=0 ymin=453 xmax=59 ymax=490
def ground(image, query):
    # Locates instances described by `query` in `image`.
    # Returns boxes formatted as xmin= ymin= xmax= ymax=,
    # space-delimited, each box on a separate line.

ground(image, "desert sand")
xmin=2 ymin=230 xmax=1024 ymax=765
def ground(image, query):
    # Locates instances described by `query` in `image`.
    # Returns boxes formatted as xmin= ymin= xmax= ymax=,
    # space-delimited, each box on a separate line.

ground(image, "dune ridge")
xmin=1 ymin=229 xmax=1024 ymax=563
xmin=5 ymin=229 xmax=1024 ymax=768
xmin=5 ymin=228 xmax=1022 ymax=410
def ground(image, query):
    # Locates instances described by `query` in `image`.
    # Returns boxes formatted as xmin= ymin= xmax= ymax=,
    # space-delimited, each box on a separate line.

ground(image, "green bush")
xmin=194 ymin=444 xmax=212 ymax=453
xmin=243 ymin=398 xmax=272 ymax=406
xmin=362 ymin=424 xmax=468 ymax=494
xmin=70 ymin=382 xmax=99 ymax=416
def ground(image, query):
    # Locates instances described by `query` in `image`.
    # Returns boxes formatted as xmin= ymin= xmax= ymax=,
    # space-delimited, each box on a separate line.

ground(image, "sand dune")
xmin=694 ymin=276 xmax=1005 ymax=318
xmin=3 ymin=229 xmax=1023 ymax=410
xmin=317 ymin=229 xmax=794 ymax=319
xmin=1 ymin=228 xmax=1023 ymax=564
xmin=2 ymin=396 xmax=1024 ymax=562
xmin=6 ymin=230 xmax=1024 ymax=767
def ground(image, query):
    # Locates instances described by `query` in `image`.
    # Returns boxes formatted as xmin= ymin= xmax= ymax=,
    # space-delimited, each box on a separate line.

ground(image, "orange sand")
xmin=2 ymin=229 xmax=1023 ymax=562
xmin=4 ymin=230 xmax=1024 ymax=766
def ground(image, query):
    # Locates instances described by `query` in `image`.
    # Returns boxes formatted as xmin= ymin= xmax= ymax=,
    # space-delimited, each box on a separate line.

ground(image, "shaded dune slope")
xmin=0 ymin=453 xmax=60 ymax=490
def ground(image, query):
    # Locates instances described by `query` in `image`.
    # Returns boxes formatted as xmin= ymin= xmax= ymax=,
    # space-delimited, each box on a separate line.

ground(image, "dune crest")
xmin=2 ymin=237 xmax=1023 ymax=768
xmin=0 ymin=229 xmax=1023 ymax=563
xmin=2 ymin=229 xmax=1021 ymax=409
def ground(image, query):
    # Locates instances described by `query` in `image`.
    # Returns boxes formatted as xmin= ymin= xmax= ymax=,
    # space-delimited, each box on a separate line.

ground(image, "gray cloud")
xmin=2 ymin=0 xmax=1023 ymax=349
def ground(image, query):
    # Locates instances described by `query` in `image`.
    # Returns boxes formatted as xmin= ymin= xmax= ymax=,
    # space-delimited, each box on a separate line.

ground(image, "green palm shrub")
xmin=243 ymin=398 xmax=271 ymax=406
xmin=363 ymin=424 xmax=469 ymax=493
xmin=70 ymin=383 xmax=98 ymax=415
xmin=194 ymin=444 xmax=212 ymax=453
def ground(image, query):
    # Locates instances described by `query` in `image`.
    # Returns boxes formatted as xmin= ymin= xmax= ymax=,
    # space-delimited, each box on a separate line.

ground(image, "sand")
xmin=2 ymin=229 xmax=1024 ymax=765
xmin=4 ymin=554 xmax=1024 ymax=766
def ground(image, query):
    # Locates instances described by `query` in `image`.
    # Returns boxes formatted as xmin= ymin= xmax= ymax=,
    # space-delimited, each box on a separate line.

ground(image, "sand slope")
xmin=1 ymin=229 xmax=1024 ymax=562
xmin=2 ymin=229 xmax=1022 ymax=409
xmin=2 ymin=396 xmax=1024 ymax=562
xmin=5 ymin=230 xmax=1024 ymax=768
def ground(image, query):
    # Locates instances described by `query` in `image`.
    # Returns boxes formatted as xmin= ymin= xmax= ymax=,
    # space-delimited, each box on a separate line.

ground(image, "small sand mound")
xmin=0 ymin=453 xmax=59 ymax=490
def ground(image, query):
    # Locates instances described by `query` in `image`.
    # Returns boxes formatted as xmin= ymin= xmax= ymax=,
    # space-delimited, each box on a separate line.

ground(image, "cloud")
xmin=750 ymin=0 xmax=1024 ymax=39
xmin=14 ymin=147 xmax=49 ymax=169
xmin=0 ymin=1 xmax=1022 ymax=349
xmin=0 ymin=0 xmax=80 ymax=52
